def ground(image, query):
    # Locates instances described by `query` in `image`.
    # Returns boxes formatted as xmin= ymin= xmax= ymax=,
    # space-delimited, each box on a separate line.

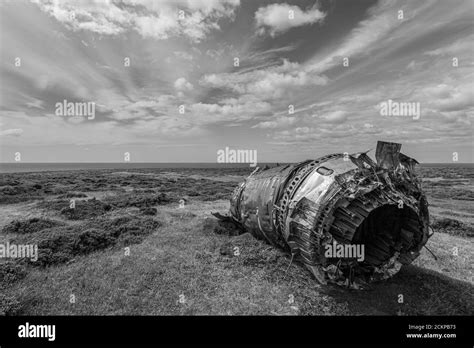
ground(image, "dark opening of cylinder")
xmin=351 ymin=204 xmax=422 ymax=267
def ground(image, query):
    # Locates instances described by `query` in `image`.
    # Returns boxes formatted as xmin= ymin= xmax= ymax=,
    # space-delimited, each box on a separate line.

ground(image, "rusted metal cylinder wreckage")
xmin=216 ymin=141 xmax=432 ymax=289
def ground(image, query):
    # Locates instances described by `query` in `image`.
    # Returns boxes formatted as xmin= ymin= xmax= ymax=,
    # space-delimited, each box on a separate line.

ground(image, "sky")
xmin=0 ymin=0 xmax=473 ymax=163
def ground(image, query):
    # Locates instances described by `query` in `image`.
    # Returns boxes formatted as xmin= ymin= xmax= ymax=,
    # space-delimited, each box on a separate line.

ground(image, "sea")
xmin=0 ymin=162 xmax=472 ymax=174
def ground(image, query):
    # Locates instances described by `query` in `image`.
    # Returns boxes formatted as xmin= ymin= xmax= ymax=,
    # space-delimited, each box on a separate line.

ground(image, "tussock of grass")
xmin=0 ymin=262 xmax=27 ymax=286
xmin=0 ymin=262 xmax=27 ymax=315
xmin=94 ymin=216 xmax=162 ymax=245
xmin=0 ymin=185 xmax=42 ymax=204
xmin=104 ymin=192 xmax=171 ymax=208
xmin=424 ymin=187 xmax=474 ymax=201
xmin=0 ymin=293 xmax=21 ymax=316
xmin=0 ymin=185 xmax=26 ymax=195
xmin=1 ymin=217 xmax=64 ymax=234
xmin=0 ymin=166 xmax=472 ymax=315
xmin=37 ymin=197 xmax=112 ymax=220
xmin=10 ymin=216 xmax=161 ymax=267
xmin=0 ymin=169 xmax=240 ymax=205
xmin=139 ymin=207 xmax=158 ymax=215
xmin=60 ymin=198 xmax=112 ymax=220
xmin=432 ymin=217 xmax=474 ymax=237
xmin=58 ymin=192 xmax=88 ymax=198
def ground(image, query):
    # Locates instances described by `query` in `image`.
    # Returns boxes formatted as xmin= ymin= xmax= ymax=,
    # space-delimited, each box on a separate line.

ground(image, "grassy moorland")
xmin=0 ymin=166 xmax=473 ymax=315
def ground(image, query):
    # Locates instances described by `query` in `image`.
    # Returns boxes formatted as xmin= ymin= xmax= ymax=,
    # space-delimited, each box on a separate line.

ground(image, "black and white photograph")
xmin=0 ymin=0 xmax=472 ymax=345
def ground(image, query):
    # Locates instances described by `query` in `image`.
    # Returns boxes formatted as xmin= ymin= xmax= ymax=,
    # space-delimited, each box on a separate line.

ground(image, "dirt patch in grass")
xmin=432 ymin=217 xmax=474 ymax=238
xmin=202 ymin=217 xmax=243 ymax=237
xmin=219 ymin=233 xmax=257 ymax=256
xmin=1 ymin=217 xmax=65 ymax=235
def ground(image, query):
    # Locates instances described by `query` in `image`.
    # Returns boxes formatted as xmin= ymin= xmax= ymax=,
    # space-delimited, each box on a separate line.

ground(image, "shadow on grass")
xmin=324 ymin=264 xmax=474 ymax=315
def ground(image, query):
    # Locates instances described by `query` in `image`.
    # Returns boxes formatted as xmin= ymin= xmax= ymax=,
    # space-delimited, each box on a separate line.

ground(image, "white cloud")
xmin=305 ymin=0 xmax=412 ymax=73
xmin=31 ymin=0 xmax=241 ymax=42
xmin=3 ymin=0 xmax=472 ymax=162
xmin=0 ymin=128 xmax=23 ymax=137
xmin=200 ymin=59 xmax=327 ymax=100
xmin=255 ymin=3 xmax=326 ymax=37
xmin=423 ymin=84 xmax=474 ymax=112
xmin=174 ymin=51 xmax=194 ymax=61
xmin=174 ymin=77 xmax=194 ymax=92
xmin=176 ymin=94 xmax=273 ymax=126
xmin=252 ymin=116 xmax=297 ymax=129
xmin=134 ymin=14 xmax=178 ymax=40
xmin=206 ymin=48 xmax=226 ymax=60
xmin=321 ymin=110 xmax=348 ymax=123
xmin=424 ymin=36 xmax=474 ymax=56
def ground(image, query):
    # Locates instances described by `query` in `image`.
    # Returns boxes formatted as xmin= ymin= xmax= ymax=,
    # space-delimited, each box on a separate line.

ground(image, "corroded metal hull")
xmin=221 ymin=141 xmax=431 ymax=288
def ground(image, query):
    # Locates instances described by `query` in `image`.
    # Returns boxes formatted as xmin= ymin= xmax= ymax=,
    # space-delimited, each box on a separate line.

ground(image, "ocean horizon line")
xmin=1 ymin=161 xmax=473 ymax=164
xmin=0 ymin=161 xmax=473 ymax=174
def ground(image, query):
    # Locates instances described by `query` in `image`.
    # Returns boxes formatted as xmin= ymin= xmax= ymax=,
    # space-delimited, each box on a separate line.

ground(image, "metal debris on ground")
xmin=214 ymin=141 xmax=432 ymax=289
